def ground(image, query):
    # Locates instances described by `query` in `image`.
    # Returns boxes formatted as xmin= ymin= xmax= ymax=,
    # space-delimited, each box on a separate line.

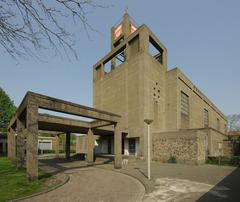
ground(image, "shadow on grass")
xmin=0 ymin=157 xmax=47 ymax=202
xmin=197 ymin=167 xmax=240 ymax=202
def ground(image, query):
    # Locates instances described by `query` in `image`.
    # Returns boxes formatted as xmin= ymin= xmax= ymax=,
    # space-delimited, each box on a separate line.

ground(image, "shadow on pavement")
xmin=197 ymin=167 xmax=240 ymax=202
xmin=39 ymin=154 xmax=113 ymax=176
xmin=134 ymin=167 xmax=148 ymax=179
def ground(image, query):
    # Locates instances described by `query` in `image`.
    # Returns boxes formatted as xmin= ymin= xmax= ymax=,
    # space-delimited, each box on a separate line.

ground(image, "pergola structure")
xmin=8 ymin=92 xmax=122 ymax=180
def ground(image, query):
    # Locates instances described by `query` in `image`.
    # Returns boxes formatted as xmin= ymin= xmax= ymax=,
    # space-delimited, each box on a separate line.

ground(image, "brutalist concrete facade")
xmin=93 ymin=12 xmax=228 ymax=162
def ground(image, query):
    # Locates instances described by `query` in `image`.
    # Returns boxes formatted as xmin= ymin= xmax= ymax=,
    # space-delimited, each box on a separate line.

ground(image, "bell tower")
xmin=93 ymin=11 xmax=167 ymax=157
xmin=110 ymin=10 xmax=137 ymax=70
xmin=111 ymin=10 xmax=137 ymax=49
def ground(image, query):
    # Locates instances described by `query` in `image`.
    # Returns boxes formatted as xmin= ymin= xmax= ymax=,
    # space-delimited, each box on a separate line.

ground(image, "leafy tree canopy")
xmin=0 ymin=87 xmax=16 ymax=132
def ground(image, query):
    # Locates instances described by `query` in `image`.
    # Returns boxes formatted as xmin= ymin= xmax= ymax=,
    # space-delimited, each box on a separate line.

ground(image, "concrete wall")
xmin=201 ymin=128 xmax=229 ymax=157
xmin=166 ymin=69 xmax=178 ymax=131
xmin=165 ymin=68 xmax=227 ymax=134
xmin=222 ymin=141 xmax=234 ymax=158
xmin=38 ymin=136 xmax=58 ymax=151
xmin=76 ymin=136 xmax=88 ymax=154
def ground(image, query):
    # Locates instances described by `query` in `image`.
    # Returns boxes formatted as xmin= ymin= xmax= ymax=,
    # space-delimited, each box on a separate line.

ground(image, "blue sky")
xmin=0 ymin=0 xmax=239 ymax=115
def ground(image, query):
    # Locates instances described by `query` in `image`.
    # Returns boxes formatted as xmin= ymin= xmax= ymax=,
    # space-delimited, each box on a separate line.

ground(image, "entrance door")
xmin=128 ymin=138 xmax=136 ymax=154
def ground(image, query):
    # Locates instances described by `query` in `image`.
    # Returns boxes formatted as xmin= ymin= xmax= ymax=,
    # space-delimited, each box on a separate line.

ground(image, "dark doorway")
xmin=0 ymin=142 xmax=3 ymax=155
xmin=122 ymin=138 xmax=124 ymax=154
xmin=108 ymin=139 xmax=111 ymax=154
xmin=129 ymin=138 xmax=136 ymax=154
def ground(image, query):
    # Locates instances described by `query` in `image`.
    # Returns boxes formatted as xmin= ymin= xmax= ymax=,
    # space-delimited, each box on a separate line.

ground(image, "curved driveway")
xmin=22 ymin=167 xmax=145 ymax=202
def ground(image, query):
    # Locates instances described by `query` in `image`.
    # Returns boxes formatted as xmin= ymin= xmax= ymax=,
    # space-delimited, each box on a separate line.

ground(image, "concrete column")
xmin=114 ymin=123 xmax=122 ymax=169
xmin=139 ymin=27 xmax=149 ymax=53
xmin=16 ymin=118 xmax=25 ymax=169
xmin=55 ymin=135 xmax=59 ymax=158
xmin=65 ymin=132 xmax=70 ymax=160
xmin=125 ymin=43 xmax=130 ymax=61
xmin=7 ymin=129 xmax=12 ymax=159
xmin=26 ymin=102 xmax=38 ymax=181
xmin=111 ymin=58 xmax=116 ymax=70
xmin=11 ymin=127 xmax=16 ymax=161
xmin=87 ymin=129 xmax=94 ymax=164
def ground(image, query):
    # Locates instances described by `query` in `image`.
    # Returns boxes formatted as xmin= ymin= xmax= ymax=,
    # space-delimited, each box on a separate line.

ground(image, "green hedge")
xmin=206 ymin=156 xmax=240 ymax=166
xmin=38 ymin=149 xmax=55 ymax=154
xmin=38 ymin=149 xmax=76 ymax=154
xmin=230 ymin=156 xmax=240 ymax=166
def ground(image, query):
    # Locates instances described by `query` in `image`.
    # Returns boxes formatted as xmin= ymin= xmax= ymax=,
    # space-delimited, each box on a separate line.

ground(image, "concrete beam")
xmin=90 ymin=120 xmax=113 ymax=129
xmin=28 ymin=92 xmax=120 ymax=123
xmin=38 ymin=130 xmax=62 ymax=135
xmin=38 ymin=113 xmax=91 ymax=129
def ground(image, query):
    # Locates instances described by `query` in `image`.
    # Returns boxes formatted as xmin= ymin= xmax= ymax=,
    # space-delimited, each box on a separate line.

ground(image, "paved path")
xmin=98 ymin=162 xmax=240 ymax=202
xmin=22 ymin=167 xmax=145 ymax=202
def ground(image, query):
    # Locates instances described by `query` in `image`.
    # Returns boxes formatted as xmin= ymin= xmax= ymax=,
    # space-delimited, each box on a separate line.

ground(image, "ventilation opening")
xmin=115 ymin=50 xmax=125 ymax=66
xmin=103 ymin=45 xmax=126 ymax=73
xmin=114 ymin=36 xmax=124 ymax=47
xmin=104 ymin=60 xmax=112 ymax=73
xmin=149 ymin=36 xmax=163 ymax=64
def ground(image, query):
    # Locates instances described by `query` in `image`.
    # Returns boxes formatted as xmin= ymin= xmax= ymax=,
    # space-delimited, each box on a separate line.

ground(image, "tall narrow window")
xmin=181 ymin=91 xmax=189 ymax=129
xmin=204 ymin=109 xmax=209 ymax=128
xmin=181 ymin=91 xmax=189 ymax=116
xmin=217 ymin=118 xmax=220 ymax=131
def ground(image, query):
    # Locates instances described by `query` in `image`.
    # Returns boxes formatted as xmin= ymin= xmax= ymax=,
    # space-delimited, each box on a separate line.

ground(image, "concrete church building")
xmin=92 ymin=12 xmax=229 ymax=164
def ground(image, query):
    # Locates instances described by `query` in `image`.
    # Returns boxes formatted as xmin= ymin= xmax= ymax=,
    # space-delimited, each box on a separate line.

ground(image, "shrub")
xmin=38 ymin=149 xmax=55 ymax=154
xmin=167 ymin=155 xmax=177 ymax=163
xmin=206 ymin=156 xmax=219 ymax=165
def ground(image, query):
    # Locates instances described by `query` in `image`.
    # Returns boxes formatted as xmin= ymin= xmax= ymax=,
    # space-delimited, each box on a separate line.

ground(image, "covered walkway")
xmin=8 ymin=91 xmax=122 ymax=180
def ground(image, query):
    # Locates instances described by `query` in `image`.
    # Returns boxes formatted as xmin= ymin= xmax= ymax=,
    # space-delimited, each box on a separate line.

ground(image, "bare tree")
xmin=228 ymin=114 xmax=240 ymax=131
xmin=0 ymin=0 xmax=107 ymax=60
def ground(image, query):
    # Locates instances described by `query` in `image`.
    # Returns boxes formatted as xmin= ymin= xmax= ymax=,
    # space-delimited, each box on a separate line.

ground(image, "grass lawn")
xmin=0 ymin=156 xmax=50 ymax=202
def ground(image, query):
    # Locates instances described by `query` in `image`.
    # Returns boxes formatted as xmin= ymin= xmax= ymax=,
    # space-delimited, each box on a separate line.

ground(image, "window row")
xmin=180 ymin=91 xmax=222 ymax=131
